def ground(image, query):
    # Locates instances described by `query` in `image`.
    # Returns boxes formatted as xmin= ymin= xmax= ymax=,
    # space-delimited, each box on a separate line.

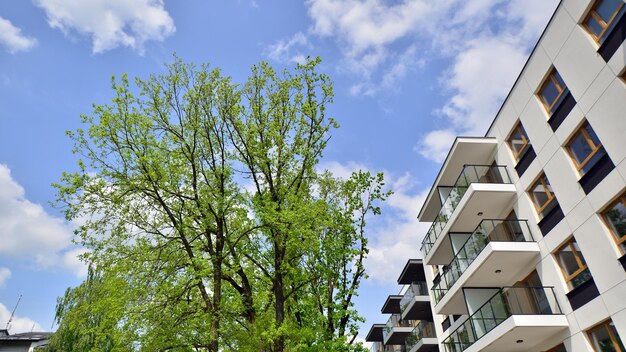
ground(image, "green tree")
xmin=50 ymin=57 xmax=385 ymax=352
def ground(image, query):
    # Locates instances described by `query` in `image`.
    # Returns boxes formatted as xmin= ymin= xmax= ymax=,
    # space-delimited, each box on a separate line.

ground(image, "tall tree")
xmin=50 ymin=57 xmax=385 ymax=352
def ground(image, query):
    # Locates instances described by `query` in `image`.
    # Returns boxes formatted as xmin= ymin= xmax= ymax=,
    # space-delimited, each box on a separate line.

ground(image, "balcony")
xmin=420 ymin=165 xmax=516 ymax=265
xmin=400 ymin=283 xmax=431 ymax=321
xmin=442 ymin=287 xmax=568 ymax=352
xmin=405 ymin=321 xmax=438 ymax=352
xmin=432 ymin=220 xmax=540 ymax=315
xmin=419 ymin=137 xmax=498 ymax=222
xmin=382 ymin=295 xmax=403 ymax=315
xmin=383 ymin=315 xmax=414 ymax=345
xmin=370 ymin=342 xmax=406 ymax=352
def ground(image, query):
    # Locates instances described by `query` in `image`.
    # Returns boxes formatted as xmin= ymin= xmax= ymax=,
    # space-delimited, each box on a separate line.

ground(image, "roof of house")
xmin=0 ymin=331 xmax=52 ymax=342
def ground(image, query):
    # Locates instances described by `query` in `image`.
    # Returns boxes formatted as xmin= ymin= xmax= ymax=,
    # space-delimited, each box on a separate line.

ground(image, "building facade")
xmin=367 ymin=0 xmax=626 ymax=351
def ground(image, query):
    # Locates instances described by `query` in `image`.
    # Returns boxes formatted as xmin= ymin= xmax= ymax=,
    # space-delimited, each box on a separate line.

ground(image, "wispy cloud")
xmin=265 ymin=32 xmax=311 ymax=64
xmin=0 ymin=268 xmax=10 ymax=287
xmin=35 ymin=0 xmax=175 ymax=54
xmin=0 ymin=164 xmax=86 ymax=276
xmin=0 ymin=17 xmax=37 ymax=54
xmin=300 ymin=0 xmax=558 ymax=157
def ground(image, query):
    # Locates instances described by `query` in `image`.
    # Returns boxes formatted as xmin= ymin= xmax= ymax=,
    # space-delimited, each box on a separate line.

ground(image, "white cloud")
xmin=0 ymin=268 xmax=10 ymax=287
xmin=35 ymin=0 xmax=175 ymax=54
xmin=417 ymin=0 xmax=557 ymax=156
xmin=0 ymin=17 xmax=37 ymax=54
xmin=303 ymin=0 xmax=558 ymax=152
xmin=0 ymin=302 xmax=42 ymax=334
xmin=320 ymin=160 xmax=368 ymax=180
xmin=415 ymin=129 xmax=456 ymax=163
xmin=266 ymin=32 xmax=311 ymax=64
xmin=0 ymin=164 xmax=86 ymax=276
xmin=366 ymin=174 xmax=430 ymax=283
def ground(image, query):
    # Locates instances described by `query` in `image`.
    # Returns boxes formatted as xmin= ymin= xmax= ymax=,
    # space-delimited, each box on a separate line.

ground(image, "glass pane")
xmin=591 ymin=323 xmax=619 ymax=352
xmin=509 ymin=127 xmax=528 ymax=156
xmin=541 ymin=79 xmax=559 ymax=108
xmin=596 ymin=0 xmax=623 ymax=23
xmin=553 ymin=71 xmax=566 ymax=88
xmin=586 ymin=16 xmax=604 ymax=37
xmin=605 ymin=199 xmax=626 ymax=241
xmin=581 ymin=147 xmax=607 ymax=174
xmin=609 ymin=321 xmax=626 ymax=351
xmin=571 ymin=268 xmax=592 ymax=288
xmin=531 ymin=178 xmax=552 ymax=210
xmin=585 ymin=123 xmax=602 ymax=146
xmin=557 ymin=244 xmax=581 ymax=276
xmin=569 ymin=131 xmax=594 ymax=166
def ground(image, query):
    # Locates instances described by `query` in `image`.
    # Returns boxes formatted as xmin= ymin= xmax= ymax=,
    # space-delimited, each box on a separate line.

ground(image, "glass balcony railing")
xmin=399 ymin=282 xmax=429 ymax=313
xmin=442 ymin=286 xmax=562 ymax=352
xmin=405 ymin=321 xmax=436 ymax=351
xmin=370 ymin=343 xmax=407 ymax=352
xmin=432 ymin=219 xmax=535 ymax=304
xmin=420 ymin=165 xmax=512 ymax=257
xmin=383 ymin=314 xmax=414 ymax=343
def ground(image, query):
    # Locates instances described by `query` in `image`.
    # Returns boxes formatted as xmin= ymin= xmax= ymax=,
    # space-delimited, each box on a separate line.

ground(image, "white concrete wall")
xmin=487 ymin=0 xmax=626 ymax=349
xmin=428 ymin=0 xmax=626 ymax=350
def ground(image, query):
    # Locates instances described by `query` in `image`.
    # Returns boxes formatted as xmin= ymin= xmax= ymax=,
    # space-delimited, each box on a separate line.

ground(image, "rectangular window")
xmin=529 ymin=174 xmax=557 ymax=219
xmin=539 ymin=68 xmax=568 ymax=115
xmin=584 ymin=0 xmax=626 ymax=44
xmin=507 ymin=122 xmax=531 ymax=161
xmin=566 ymin=121 xmax=607 ymax=175
xmin=545 ymin=343 xmax=567 ymax=352
xmin=555 ymin=238 xmax=592 ymax=290
xmin=587 ymin=320 xmax=625 ymax=352
xmin=603 ymin=193 xmax=626 ymax=254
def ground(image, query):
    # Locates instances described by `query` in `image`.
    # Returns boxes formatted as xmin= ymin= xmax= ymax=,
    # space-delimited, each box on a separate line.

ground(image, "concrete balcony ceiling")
xmin=463 ymin=315 xmax=568 ymax=352
xmin=418 ymin=137 xmax=498 ymax=223
xmin=424 ymin=183 xmax=517 ymax=265
xmin=434 ymin=241 xmax=541 ymax=315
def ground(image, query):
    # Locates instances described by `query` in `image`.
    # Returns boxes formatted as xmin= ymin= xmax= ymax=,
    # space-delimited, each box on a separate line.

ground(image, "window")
xmin=587 ymin=320 xmax=625 ymax=352
xmin=603 ymin=193 xmax=626 ymax=253
xmin=545 ymin=343 xmax=567 ymax=352
xmin=507 ymin=122 xmax=531 ymax=160
xmin=555 ymin=238 xmax=592 ymax=289
xmin=566 ymin=122 xmax=607 ymax=175
xmin=529 ymin=174 xmax=557 ymax=218
xmin=539 ymin=68 xmax=568 ymax=115
xmin=584 ymin=0 xmax=626 ymax=44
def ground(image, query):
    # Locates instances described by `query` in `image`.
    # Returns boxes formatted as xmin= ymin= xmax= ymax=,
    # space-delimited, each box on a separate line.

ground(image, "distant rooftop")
xmin=0 ymin=330 xmax=51 ymax=342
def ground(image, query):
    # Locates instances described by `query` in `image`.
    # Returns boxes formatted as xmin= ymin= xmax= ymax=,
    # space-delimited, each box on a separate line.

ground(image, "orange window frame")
xmin=530 ymin=175 xmax=555 ymax=215
xmin=566 ymin=122 xmax=604 ymax=173
xmin=539 ymin=69 xmax=567 ymax=114
xmin=507 ymin=122 xmax=530 ymax=160
xmin=587 ymin=320 xmax=624 ymax=352
xmin=603 ymin=194 xmax=626 ymax=252
xmin=584 ymin=0 xmax=626 ymax=43
xmin=555 ymin=239 xmax=588 ymax=286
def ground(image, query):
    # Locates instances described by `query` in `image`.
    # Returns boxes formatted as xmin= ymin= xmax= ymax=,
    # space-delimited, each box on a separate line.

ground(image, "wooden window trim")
xmin=584 ymin=1 xmax=626 ymax=43
xmin=566 ymin=122 xmax=604 ymax=172
xmin=555 ymin=239 xmax=588 ymax=286
xmin=545 ymin=343 xmax=566 ymax=352
xmin=507 ymin=122 xmax=530 ymax=160
xmin=539 ymin=69 xmax=567 ymax=114
xmin=530 ymin=175 xmax=555 ymax=214
xmin=602 ymin=194 xmax=626 ymax=253
xmin=587 ymin=320 xmax=624 ymax=352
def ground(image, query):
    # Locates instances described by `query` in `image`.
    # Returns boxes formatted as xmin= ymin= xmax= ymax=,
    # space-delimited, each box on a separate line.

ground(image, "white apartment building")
xmin=367 ymin=0 xmax=626 ymax=351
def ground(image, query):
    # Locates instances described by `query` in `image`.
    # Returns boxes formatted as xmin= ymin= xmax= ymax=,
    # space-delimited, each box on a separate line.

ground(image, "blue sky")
xmin=0 ymin=0 xmax=558 ymax=343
